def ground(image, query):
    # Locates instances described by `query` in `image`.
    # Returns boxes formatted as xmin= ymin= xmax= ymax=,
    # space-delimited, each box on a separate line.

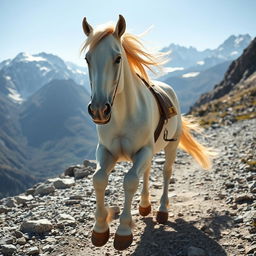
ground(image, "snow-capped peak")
xmin=13 ymin=52 xmax=47 ymax=63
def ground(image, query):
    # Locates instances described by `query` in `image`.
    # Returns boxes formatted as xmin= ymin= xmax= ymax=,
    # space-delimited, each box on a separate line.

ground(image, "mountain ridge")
xmin=190 ymin=37 xmax=256 ymax=126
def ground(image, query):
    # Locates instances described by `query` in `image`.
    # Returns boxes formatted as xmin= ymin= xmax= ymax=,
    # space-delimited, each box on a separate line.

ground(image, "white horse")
xmin=81 ymin=15 xmax=212 ymax=251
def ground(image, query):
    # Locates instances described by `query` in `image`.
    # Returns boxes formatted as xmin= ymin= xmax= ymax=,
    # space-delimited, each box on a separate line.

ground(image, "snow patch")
xmin=5 ymin=76 xmax=11 ymax=81
xmin=235 ymin=37 xmax=244 ymax=45
xmin=67 ymin=66 xmax=86 ymax=75
xmin=39 ymin=66 xmax=50 ymax=72
xmin=230 ymin=51 xmax=238 ymax=56
xmin=8 ymin=88 xmax=24 ymax=103
xmin=182 ymin=72 xmax=200 ymax=78
xmin=163 ymin=67 xmax=184 ymax=73
xmin=75 ymin=69 xmax=86 ymax=75
xmin=19 ymin=53 xmax=47 ymax=63
xmin=197 ymin=61 xmax=205 ymax=66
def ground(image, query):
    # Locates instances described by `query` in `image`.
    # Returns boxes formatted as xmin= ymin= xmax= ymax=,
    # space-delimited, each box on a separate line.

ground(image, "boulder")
xmin=20 ymin=219 xmax=52 ymax=234
xmin=74 ymin=166 xmax=93 ymax=179
xmin=53 ymin=178 xmax=75 ymax=189
xmin=27 ymin=246 xmax=39 ymax=255
xmin=1 ymin=244 xmax=17 ymax=256
xmin=83 ymin=160 xmax=97 ymax=169
xmin=15 ymin=195 xmax=34 ymax=205
xmin=34 ymin=184 xmax=55 ymax=196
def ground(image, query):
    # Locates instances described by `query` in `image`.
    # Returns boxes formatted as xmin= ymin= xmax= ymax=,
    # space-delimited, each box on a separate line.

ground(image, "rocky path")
xmin=0 ymin=119 xmax=255 ymax=256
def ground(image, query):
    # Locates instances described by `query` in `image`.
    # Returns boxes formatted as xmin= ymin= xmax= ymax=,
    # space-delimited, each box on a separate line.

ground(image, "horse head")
xmin=82 ymin=15 xmax=126 ymax=124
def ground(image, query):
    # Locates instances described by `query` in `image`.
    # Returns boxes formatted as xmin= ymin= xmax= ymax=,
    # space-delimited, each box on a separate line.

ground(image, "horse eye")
xmin=115 ymin=56 xmax=121 ymax=64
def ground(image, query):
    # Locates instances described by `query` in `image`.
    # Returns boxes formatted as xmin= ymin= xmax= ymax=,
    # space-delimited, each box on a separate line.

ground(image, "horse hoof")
xmin=114 ymin=233 xmax=133 ymax=250
xmin=156 ymin=211 xmax=168 ymax=224
xmin=139 ymin=205 xmax=151 ymax=216
xmin=91 ymin=228 xmax=110 ymax=247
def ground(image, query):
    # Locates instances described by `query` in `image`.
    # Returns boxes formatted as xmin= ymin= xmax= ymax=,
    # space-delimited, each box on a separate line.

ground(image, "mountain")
xmin=0 ymin=78 xmax=97 ymax=196
xmin=159 ymin=34 xmax=252 ymax=112
xmin=0 ymin=52 xmax=96 ymax=198
xmin=0 ymin=52 xmax=89 ymax=100
xmin=162 ymin=34 xmax=252 ymax=75
xmin=163 ymin=61 xmax=231 ymax=113
xmin=19 ymin=79 xmax=97 ymax=179
xmin=190 ymin=37 xmax=256 ymax=125
xmin=0 ymin=165 xmax=37 ymax=198
xmin=19 ymin=79 xmax=97 ymax=178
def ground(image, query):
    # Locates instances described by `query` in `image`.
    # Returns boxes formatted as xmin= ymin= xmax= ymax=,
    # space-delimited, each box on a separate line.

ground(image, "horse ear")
xmin=114 ymin=15 xmax=126 ymax=38
xmin=82 ymin=17 xmax=93 ymax=36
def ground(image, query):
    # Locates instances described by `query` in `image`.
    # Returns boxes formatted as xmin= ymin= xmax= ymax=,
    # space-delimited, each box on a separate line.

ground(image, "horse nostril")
xmin=103 ymin=103 xmax=111 ymax=116
xmin=88 ymin=103 xmax=94 ymax=117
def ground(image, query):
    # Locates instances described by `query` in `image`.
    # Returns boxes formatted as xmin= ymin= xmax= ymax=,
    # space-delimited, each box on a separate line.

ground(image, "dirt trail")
xmin=1 ymin=119 xmax=254 ymax=256
xmin=52 ymin=125 xmax=255 ymax=256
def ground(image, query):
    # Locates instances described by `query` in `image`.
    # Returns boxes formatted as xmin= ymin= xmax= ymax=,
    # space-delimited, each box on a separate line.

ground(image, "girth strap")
xmin=137 ymin=75 xmax=177 ymax=142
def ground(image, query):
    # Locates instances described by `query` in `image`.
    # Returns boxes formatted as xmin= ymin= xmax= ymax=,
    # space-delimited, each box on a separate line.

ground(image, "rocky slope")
xmin=0 ymin=118 xmax=255 ymax=256
xmin=190 ymin=37 xmax=256 ymax=126
xmin=191 ymin=37 xmax=256 ymax=109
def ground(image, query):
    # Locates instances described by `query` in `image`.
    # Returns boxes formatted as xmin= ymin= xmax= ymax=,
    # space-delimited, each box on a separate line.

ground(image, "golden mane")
xmin=81 ymin=24 xmax=165 ymax=84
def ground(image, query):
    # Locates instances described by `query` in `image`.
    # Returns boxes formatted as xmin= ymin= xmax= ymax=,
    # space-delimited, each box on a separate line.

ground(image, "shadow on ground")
xmin=131 ymin=213 xmax=233 ymax=256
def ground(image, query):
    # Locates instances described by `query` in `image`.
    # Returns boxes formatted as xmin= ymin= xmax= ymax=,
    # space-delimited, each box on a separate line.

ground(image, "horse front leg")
xmin=91 ymin=144 xmax=117 ymax=247
xmin=114 ymin=146 xmax=153 ymax=250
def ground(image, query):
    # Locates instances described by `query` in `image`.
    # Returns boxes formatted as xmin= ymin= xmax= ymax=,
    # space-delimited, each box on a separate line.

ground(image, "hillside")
xmin=190 ymin=37 xmax=256 ymax=126
xmin=0 ymin=78 xmax=97 ymax=197
xmin=20 ymin=79 xmax=97 ymax=179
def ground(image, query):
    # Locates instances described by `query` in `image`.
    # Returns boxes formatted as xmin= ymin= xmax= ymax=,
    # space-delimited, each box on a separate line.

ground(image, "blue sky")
xmin=0 ymin=0 xmax=255 ymax=65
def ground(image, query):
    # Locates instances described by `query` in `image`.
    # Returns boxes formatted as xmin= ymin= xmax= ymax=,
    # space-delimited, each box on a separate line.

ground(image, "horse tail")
xmin=179 ymin=116 xmax=213 ymax=170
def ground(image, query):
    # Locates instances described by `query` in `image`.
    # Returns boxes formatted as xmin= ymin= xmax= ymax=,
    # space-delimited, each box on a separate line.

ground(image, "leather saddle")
xmin=137 ymin=75 xmax=177 ymax=142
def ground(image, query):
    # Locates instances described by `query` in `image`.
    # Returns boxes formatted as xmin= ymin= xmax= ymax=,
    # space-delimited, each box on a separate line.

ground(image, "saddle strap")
xmin=137 ymin=75 xmax=177 ymax=142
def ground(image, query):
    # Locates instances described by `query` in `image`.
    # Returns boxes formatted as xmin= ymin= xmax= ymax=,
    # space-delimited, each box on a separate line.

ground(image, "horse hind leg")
xmin=139 ymin=166 xmax=151 ymax=216
xmin=156 ymin=141 xmax=179 ymax=224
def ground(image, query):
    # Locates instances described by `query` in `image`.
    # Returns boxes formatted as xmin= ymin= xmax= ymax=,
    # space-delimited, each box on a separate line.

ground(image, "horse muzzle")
xmin=88 ymin=102 xmax=112 ymax=125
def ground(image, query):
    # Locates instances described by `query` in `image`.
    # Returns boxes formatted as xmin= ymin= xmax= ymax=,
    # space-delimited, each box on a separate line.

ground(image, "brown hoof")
xmin=156 ymin=211 xmax=168 ymax=224
xmin=91 ymin=228 xmax=110 ymax=247
xmin=114 ymin=233 xmax=133 ymax=250
xmin=139 ymin=204 xmax=151 ymax=216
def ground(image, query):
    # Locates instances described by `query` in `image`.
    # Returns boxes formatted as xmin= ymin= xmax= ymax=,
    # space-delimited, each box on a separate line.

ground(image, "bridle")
xmin=110 ymin=59 xmax=122 ymax=107
xmin=87 ymin=58 xmax=123 ymax=124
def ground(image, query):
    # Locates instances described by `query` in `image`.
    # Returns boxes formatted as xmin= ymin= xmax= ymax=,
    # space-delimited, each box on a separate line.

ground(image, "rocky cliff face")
xmin=191 ymin=37 xmax=256 ymax=109
xmin=190 ymin=38 xmax=256 ymax=126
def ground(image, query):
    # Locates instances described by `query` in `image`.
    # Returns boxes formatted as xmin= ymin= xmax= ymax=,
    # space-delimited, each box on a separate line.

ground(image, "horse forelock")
xmin=81 ymin=24 xmax=166 ymax=84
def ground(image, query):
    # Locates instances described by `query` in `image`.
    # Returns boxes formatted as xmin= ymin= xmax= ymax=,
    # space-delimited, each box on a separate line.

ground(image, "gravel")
xmin=0 ymin=118 xmax=255 ymax=256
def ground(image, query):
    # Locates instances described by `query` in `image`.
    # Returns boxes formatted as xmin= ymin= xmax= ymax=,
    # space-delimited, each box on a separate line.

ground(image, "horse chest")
xmin=98 ymin=124 xmax=152 ymax=161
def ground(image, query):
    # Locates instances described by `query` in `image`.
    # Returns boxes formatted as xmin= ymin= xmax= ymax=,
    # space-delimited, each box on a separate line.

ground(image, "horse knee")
xmin=123 ymin=173 xmax=139 ymax=193
xmin=93 ymin=170 xmax=108 ymax=189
